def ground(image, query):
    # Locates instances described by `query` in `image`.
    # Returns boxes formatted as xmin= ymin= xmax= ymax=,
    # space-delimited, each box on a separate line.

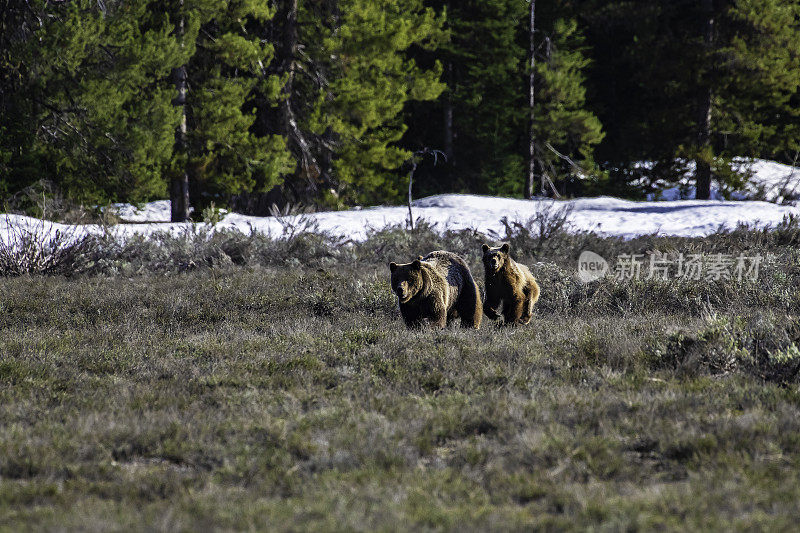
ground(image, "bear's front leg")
xmin=483 ymin=290 xmax=502 ymax=320
xmin=400 ymin=305 xmax=424 ymax=329
xmin=430 ymin=297 xmax=448 ymax=329
xmin=518 ymin=294 xmax=534 ymax=325
xmin=502 ymin=297 xmax=526 ymax=326
xmin=483 ymin=277 xmax=503 ymax=320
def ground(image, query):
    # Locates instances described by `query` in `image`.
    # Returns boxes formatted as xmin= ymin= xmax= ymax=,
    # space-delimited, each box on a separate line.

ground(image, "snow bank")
xmin=648 ymin=158 xmax=800 ymax=203
xmin=738 ymin=159 xmax=800 ymax=203
xmin=109 ymin=200 xmax=173 ymax=223
xmin=4 ymin=159 xmax=799 ymax=243
xmin=3 ymin=193 xmax=795 ymax=244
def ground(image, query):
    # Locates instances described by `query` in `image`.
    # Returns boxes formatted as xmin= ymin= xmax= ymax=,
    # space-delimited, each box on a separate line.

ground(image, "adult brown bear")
xmin=389 ymin=251 xmax=482 ymax=329
xmin=482 ymin=243 xmax=540 ymax=325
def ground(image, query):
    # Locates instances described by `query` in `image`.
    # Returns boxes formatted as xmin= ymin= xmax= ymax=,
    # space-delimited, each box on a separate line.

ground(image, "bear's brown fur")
xmin=389 ymin=250 xmax=482 ymax=329
xmin=482 ymin=243 xmax=540 ymax=325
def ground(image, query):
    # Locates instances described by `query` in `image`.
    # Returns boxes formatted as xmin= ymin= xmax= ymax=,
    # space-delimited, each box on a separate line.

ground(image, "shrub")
xmin=0 ymin=216 xmax=104 ymax=276
xmin=489 ymin=201 xmax=575 ymax=259
xmin=652 ymin=312 xmax=800 ymax=383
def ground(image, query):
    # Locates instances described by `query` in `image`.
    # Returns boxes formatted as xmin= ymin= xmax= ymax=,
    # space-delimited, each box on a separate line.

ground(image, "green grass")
xmin=1 ymin=253 xmax=800 ymax=531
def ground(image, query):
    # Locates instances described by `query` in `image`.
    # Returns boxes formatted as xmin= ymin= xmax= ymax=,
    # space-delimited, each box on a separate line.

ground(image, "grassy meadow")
xmin=2 ymin=218 xmax=800 ymax=530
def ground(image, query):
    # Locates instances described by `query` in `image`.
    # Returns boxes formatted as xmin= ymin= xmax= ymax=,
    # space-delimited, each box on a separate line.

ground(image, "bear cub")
xmin=482 ymin=243 xmax=540 ymax=325
xmin=389 ymin=250 xmax=482 ymax=329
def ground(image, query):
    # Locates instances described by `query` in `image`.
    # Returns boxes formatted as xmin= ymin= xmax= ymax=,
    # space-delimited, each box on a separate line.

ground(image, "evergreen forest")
xmin=2 ymin=0 xmax=799 ymax=219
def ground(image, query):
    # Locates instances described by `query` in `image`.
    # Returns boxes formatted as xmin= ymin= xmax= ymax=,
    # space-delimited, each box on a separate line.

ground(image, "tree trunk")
xmin=280 ymin=0 xmax=298 ymax=139
xmin=525 ymin=0 xmax=536 ymax=200
xmin=443 ymin=62 xmax=454 ymax=164
xmin=695 ymin=0 xmax=714 ymax=201
xmin=695 ymin=86 xmax=712 ymax=200
xmin=281 ymin=0 xmax=320 ymax=197
xmin=407 ymin=158 xmax=417 ymax=230
xmin=170 ymin=0 xmax=190 ymax=222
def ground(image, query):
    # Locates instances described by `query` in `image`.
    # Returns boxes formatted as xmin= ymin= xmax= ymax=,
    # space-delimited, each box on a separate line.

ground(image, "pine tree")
xmin=168 ymin=0 xmax=293 ymax=220
xmin=708 ymin=0 xmax=800 ymax=193
xmin=0 ymin=1 xmax=291 ymax=216
xmin=1 ymin=1 xmax=64 ymax=201
xmin=674 ymin=0 xmax=800 ymax=198
xmin=530 ymin=17 xmax=605 ymax=197
xmin=295 ymin=0 xmax=447 ymax=206
xmin=403 ymin=1 xmax=603 ymax=199
xmin=579 ymin=0 xmax=800 ymax=198
xmin=404 ymin=0 xmax=528 ymax=197
xmin=1 ymin=0 xmax=185 ymax=205
xmin=0 ymin=0 xmax=41 ymax=199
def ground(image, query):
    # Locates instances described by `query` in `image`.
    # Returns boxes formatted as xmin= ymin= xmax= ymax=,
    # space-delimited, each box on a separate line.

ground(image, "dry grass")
xmin=1 ymin=238 xmax=800 ymax=530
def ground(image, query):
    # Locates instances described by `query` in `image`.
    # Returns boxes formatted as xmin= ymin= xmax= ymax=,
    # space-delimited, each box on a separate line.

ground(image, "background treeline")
xmin=1 ymin=0 xmax=799 ymax=219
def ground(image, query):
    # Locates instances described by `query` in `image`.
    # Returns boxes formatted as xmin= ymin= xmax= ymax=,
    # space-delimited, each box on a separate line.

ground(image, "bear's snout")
xmin=395 ymin=284 xmax=415 ymax=303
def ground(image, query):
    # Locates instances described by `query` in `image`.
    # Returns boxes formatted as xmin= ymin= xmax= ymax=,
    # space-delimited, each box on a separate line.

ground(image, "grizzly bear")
xmin=389 ymin=251 xmax=482 ymax=329
xmin=482 ymin=243 xmax=540 ymax=325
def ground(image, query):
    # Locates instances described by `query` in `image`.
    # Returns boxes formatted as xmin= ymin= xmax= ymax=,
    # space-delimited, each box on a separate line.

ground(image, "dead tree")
xmin=525 ymin=0 xmax=536 ymax=200
xmin=406 ymin=148 xmax=446 ymax=230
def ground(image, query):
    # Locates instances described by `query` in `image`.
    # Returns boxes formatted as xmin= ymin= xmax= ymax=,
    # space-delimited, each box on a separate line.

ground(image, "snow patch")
xmin=4 ymin=159 xmax=800 ymax=243
xmin=646 ymin=158 xmax=800 ymax=203
xmin=109 ymin=200 xmax=173 ymax=223
xmin=4 ymin=193 xmax=793 ymax=243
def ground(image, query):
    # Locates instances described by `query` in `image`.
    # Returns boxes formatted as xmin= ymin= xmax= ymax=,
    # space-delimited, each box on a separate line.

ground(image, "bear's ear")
xmin=389 ymin=262 xmax=397 ymax=272
xmin=501 ymin=243 xmax=510 ymax=253
xmin=481 ymin=244 xmax=489 ymax=253
xmin=417 ymin=255 xmax=424 ymax=261
xmin=412 ymin=259 xmax=422 ymax=269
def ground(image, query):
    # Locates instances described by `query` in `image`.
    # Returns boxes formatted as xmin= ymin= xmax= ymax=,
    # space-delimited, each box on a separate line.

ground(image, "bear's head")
xmin=482 ymin=243 xmax=510 ymax=273
xmin=389 ymin=259 xmax=425 ymax=303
